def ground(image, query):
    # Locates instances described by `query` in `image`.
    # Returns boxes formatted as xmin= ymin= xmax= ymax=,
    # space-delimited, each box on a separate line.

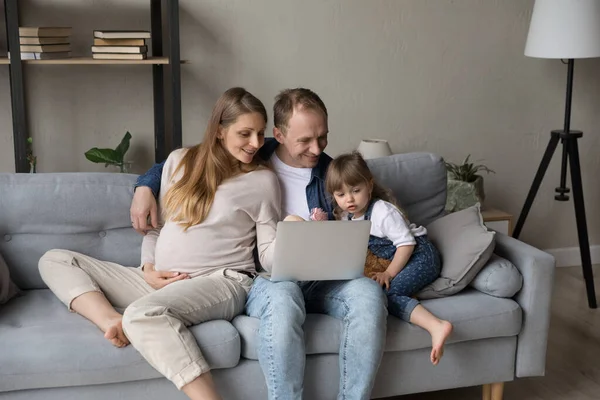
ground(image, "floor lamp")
xmin=514 ymin=0 xmax=600 ymax=308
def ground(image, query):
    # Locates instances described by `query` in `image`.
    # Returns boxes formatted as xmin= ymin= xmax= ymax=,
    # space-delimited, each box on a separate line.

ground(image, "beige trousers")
xmin=38 ymin=249 xmax=252 ymax=390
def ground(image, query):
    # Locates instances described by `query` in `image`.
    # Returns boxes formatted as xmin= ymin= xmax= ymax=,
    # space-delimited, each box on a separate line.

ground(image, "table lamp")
xmin=356 ymin=139 xmax=393 ymax=159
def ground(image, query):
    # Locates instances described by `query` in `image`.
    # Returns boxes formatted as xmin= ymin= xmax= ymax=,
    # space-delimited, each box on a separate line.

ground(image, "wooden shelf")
xmin=0 ymin=56 xmax=187 ymax=65
xmin=3 ymin=0 xmax=183 ymax=171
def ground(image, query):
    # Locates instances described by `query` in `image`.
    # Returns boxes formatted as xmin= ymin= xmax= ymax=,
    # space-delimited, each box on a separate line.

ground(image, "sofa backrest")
xmin=0 ymin=152 xmax=446 ymax=290
xmin=0 ymin=173 xmax=142 ymax=289
xmin=366 ymin=152 xmax=447 ymax=227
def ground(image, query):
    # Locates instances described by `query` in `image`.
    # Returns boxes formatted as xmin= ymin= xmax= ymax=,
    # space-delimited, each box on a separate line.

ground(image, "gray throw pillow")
xmin=470 ymin=253 xmax=523 ymax=298
xmin=416 ymin=203 xmax=496 ymax=300
xmin=0 ymin=252 xmax=20 ymax=304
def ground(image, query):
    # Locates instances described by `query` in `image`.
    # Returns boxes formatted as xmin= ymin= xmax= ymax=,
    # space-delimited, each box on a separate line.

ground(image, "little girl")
xmin=325 ymin=151 xmax=453 ymax=366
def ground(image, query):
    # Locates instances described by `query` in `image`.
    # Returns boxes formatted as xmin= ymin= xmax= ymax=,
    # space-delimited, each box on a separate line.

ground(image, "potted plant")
xmin=85 ymin=132 xmax=133 ymax=173
xmin=445 ymin=155 xmax=495 ymax=212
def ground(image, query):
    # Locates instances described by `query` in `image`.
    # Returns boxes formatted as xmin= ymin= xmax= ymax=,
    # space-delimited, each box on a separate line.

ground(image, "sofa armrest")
xmin=493 ymin=233 xmax=555 ymax=378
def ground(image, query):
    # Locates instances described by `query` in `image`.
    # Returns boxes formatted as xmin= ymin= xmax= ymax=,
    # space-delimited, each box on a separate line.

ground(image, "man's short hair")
xmin=273 ymin=88 xmax=328 ymax=133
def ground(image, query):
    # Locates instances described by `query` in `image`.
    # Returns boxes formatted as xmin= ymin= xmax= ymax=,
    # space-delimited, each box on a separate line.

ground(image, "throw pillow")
xmin=416 ymin=203 xmax=496 ymax=299
xmin=0 ymin=252 xmax=20 ymax=304
xmin=470 ymin=253 xmax=523 ymax=298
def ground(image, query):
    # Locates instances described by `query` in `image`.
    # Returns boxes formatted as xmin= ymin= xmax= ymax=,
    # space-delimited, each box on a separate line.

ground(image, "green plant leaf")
xmin=446 ymin=154 xmax=494 ymax=182
xmin=85 ymin=148 xmax=122 ymax=165
xmin=114 ymin=131 xmax=132 ymax=159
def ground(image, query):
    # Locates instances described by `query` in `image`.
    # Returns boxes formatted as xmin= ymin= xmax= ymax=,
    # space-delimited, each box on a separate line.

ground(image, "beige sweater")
xmin=141 ymin=148 xmax=281 ymax=277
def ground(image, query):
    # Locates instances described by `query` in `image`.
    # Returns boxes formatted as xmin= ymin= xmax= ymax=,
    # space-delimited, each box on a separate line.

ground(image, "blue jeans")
xmin=245 ymin=276 xmax=387 ymax=400
xmin=386 ymin=236 xmax=441 ymax=321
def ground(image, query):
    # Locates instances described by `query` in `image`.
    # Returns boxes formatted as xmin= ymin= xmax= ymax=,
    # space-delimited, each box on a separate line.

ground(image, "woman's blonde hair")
xmin=163 ymin=87 xmax=267 ymax=229
xmin=325 ymin=151 xmax=401 ymax=220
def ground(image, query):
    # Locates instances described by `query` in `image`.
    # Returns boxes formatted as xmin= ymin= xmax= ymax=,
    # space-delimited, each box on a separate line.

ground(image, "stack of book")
xmin=15 ymin=27 xmax=72 ymax=60
xmin=92 ymin=30 xmax=151 ymax=60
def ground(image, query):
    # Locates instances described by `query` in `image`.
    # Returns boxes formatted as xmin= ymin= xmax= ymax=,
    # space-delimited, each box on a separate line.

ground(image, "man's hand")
xmin=143 ymin=263 xmax=189 ymax=290
xmin=284 ymin=215 xmax=305 ymax=222
xmin=130 ymin=187 xmax=158 ymax=234
xmin=371 ymin=271 xmax=393 ymax=290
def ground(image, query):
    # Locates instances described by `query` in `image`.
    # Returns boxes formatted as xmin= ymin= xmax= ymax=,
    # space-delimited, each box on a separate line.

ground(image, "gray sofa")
xmin=0 ymin=152 xmax=555 ymax=400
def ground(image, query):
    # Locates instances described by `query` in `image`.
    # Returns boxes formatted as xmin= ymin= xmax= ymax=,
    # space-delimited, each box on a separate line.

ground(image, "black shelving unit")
xmin=2 ymin=0 xmax=182 ymax=172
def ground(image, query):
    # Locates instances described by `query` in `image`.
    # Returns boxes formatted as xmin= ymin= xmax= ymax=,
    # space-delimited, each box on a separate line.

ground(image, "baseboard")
xmin=543 ymin=245 xmax=600 ymax=267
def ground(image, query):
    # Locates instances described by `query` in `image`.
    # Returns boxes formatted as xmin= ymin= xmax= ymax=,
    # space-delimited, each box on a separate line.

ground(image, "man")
xmin=131 ymin=88 xmax=387 ymax=400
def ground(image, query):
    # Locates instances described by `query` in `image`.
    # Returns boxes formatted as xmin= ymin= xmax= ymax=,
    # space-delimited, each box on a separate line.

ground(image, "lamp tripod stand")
xmin=512 ymin=59 xmax=597 ymax=309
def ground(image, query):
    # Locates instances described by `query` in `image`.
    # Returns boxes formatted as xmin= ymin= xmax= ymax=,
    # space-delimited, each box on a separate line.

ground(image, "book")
xmin=20 ymin=37 xmax=70 ymax=45
xmin=9 ymin=52 xmax=71 ymax=60
xmin=19 ymin=27 xmax=72 ymax=37
xmin=94 ymin=30 xmax=151 ymax=39
xmin=92 ymin=45 xmax=147 ymax=54
xmin=20 ymin=44 xmax=71 ymax=53
xmin=92 ymin=53 xmax=147 ymax=60
xmin=94 ymin=38 xmax=146 ymax=46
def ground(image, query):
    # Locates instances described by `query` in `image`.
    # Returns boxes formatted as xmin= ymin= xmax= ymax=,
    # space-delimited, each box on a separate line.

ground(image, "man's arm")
xmin=135 ymin=161 xmax=166 ymax=198
xmin=131 ymin=161 xmax=165 ymax=234
xmin=140 ymin=156 xmax=176 ymax=264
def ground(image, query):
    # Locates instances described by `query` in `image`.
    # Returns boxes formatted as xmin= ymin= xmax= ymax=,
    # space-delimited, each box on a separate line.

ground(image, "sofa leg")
xmin=482 ymin=384 xmax=491 ymax=400
xmin=482 ymin=382 xmax=504 ymax=400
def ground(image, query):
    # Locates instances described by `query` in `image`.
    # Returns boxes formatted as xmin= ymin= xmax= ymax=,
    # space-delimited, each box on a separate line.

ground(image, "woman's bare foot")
xmin=430 ymin=320 xmax=453 ymax=365
xmin=103 ymin=317 xmax=130 ymax=348
xmin=69 ymin=292 xmax=131 ymax=349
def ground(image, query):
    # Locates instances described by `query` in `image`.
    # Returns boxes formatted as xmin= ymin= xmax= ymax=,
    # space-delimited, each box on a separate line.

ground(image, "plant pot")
xmin=109 ymin=161 xmax=134 ymax=173
xmin=445 ymin=174 xmax=485 ymax=213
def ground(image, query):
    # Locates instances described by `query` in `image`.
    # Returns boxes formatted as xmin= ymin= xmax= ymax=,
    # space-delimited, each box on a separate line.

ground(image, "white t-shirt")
xmin=350 ymin=199 xmax=427 ymax=247
xmin=269 ymin=152 xmax=312 ymax=220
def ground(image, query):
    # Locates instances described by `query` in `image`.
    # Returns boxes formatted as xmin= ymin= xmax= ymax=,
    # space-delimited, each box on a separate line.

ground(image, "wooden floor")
xmin=387 ymin=265 xmax=600 ymax=400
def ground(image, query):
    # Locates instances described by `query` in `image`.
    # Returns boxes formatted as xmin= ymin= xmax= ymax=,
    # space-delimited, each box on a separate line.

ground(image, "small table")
xmin=481 ymin=208 xmax=514 ymax=236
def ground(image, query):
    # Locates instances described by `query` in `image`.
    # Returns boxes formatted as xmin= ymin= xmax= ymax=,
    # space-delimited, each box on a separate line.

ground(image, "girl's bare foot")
xmin=103 ymin=318 xmax=130 ymax=348
xmin=430 ymin=320 xmax=453 ymax=365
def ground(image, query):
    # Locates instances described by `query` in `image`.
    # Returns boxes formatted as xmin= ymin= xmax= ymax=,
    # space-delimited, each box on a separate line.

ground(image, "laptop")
xmin=270 ymin=220 xmax=371 ymax=282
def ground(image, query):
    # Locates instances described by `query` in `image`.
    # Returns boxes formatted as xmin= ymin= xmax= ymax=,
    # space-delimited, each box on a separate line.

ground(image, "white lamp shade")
xmin=356 ymin=139 xmax=392 ymax=159
xmin=525 ymin=0 xmax=600 ymax=59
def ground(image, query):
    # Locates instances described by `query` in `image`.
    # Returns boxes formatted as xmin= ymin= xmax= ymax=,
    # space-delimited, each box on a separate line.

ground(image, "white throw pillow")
xmin=470 ymin=253 xmax=523 ymax=298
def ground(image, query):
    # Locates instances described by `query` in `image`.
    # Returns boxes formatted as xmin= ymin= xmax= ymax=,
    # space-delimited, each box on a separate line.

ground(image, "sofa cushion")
xmin=416 ymin=204 xmax=496 ymax=299
xmin=0 ymin=289 xmax=241 ymax=392
xmin=0 ymin=155 xmax=446 ymax=289
xmin=366 ymin=153 xmax=447 ymax=227
xmin=233 ymin=288 xmax=521 ymax=360
xmin=470 ymin=253 xmax=523 ymax=298
xmin=0 ymin=173 xmax=143 ymax=290
xmin=0 ymin=252 xmax=20 ymax=304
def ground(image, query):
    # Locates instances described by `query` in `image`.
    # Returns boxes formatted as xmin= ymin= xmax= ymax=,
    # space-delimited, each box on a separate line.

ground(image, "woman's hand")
xmin=142 ymin=263 xmax=189 ymax=290
xmin=371 ymin=270 xmax=393 ymax=290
